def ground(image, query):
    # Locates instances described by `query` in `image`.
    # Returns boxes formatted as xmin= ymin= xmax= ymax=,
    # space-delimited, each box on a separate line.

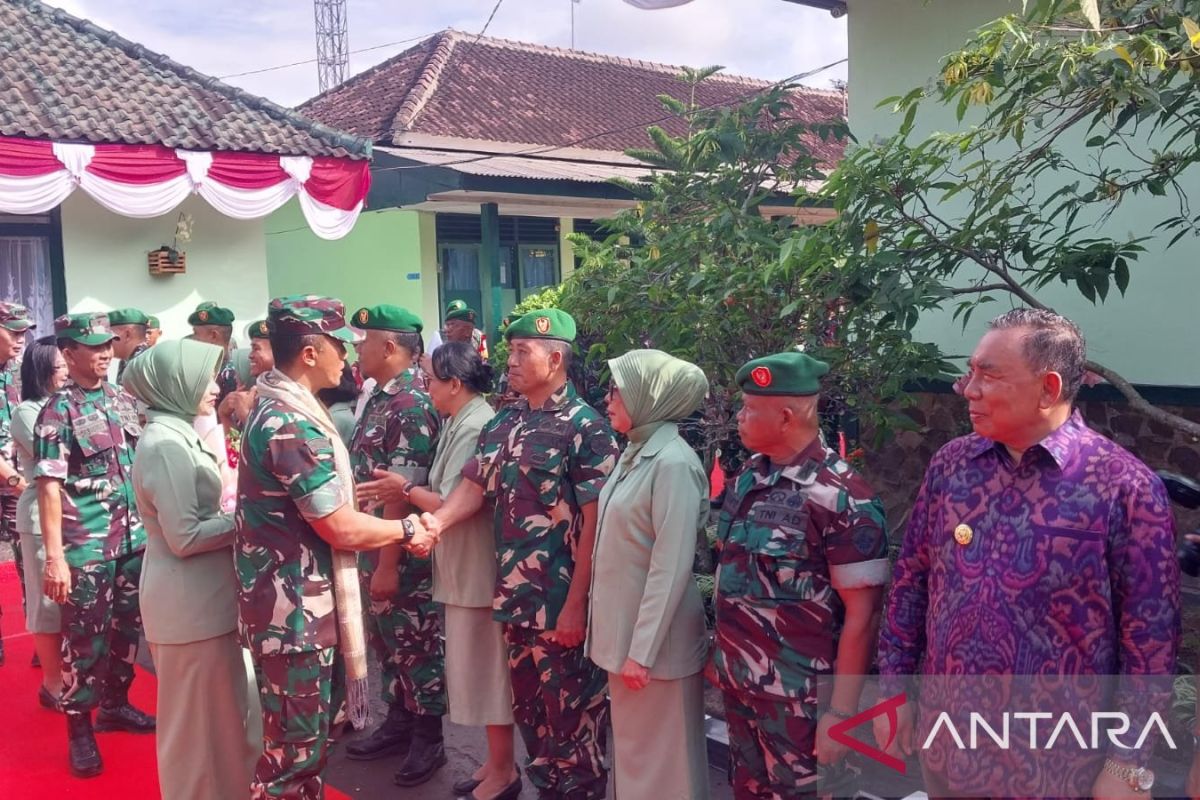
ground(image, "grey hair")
xmin=536 ymin=339 xmax=573 ymax=371
xmin=988 ymin=308 xmax=1087 ymax=402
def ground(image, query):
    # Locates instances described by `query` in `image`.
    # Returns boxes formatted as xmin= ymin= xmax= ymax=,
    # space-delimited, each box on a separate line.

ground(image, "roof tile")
xmin=0 ymin=0 xmax=371 ymax=159
xmin=301 ymin=29 xmax=846 ymax=167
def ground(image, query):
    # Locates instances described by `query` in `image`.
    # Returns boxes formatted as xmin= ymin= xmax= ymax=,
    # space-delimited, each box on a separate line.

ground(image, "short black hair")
xmin=431 ymin=341 xmax=494 ymax=394
xmin=270 ymin=333 xmax=327 ymax=368
xmin=22 ymin=336 xmax=62 ymax=402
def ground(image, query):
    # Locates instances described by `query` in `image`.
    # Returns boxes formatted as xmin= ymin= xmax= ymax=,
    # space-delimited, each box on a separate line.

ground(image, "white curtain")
xmin=0 ymin=237 xmax=54 ymax=334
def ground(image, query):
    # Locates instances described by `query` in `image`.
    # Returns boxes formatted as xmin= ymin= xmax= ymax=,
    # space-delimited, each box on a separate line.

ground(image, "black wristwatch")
xmin=400 ymin=517 xmax=415 ymax=542
xmin=401 ymin=480 xmax=416 ymax=498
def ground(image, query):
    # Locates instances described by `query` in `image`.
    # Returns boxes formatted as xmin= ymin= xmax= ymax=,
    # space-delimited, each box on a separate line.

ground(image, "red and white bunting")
xmin=0 ymin=136 xmax=371 ymax=240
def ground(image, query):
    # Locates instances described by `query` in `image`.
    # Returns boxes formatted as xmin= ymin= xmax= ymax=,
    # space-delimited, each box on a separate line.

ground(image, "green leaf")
xmin=1114 ymin=257 xmax=1130 ymax=295
xmin=1085 ymin=135 xmax=1106 ymax=147
xmin=1076 ymin=275 xmax=1097 ymax=304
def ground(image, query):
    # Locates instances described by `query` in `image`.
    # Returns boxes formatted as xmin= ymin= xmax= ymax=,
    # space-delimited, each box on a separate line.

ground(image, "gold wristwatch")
xmin=1102 ymin=758 xmax=1154 ymax=793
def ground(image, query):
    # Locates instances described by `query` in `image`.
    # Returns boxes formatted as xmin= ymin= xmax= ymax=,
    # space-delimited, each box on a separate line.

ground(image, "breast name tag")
xmin=72 ymin=409 xmax=109 ymax=442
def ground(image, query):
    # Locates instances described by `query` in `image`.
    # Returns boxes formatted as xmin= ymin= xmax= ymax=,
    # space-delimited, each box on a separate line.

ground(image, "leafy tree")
xmin=562 ymin=69 xmax=950 ymax=464
xmin=811 ymin=0 xmax=1200 ymax=437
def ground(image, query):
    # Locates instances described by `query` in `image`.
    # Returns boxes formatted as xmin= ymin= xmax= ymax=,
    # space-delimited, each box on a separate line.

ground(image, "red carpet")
xmin=0 ymin=560 xmax=352 ymax=799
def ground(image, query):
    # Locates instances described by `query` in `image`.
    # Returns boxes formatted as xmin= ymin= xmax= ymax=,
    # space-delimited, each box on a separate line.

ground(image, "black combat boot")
xmin=392 ymin=713 xmax=446 ymax=786
xmin=95 ymin=699 xmax=156 ymax=733
xmin=345 ymin=702 xmax=413 ymax=761
xmin=66 ymin=712 xmax=103 ymax=778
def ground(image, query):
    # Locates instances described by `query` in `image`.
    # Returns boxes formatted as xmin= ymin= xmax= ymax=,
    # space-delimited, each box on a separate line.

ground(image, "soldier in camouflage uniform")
xmin=145 ymin=315 xmax=162 ymax=347
xmin=36 ymin=312 xmax=155 ymax=779
xmin=341 ymin=304 xmax=447 ymax=785
xmin=0 ymin=302 xmax=34 ymax=665
xmin=189 ymin=301 xmax=239 ymax=402
xmin=712 ymin=352 xmax=890 ymax=799
xmin=236 ymin=295 xmax=434 ymax=800
xmin=108 ymin=307 xmax=152 ymax=383
xmin=426 ymin=309 xmax=618 ymax=800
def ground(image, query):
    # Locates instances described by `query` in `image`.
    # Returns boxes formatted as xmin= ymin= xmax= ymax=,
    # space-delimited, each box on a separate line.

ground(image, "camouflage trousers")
xmin=251 ymin=646 xmax=344 ymax=800
xmin=360 ymin=551 xmax=446 ymax=716
xmin=60 ymin=551 xmax=144 ymax=714
xmin=722 ymin=691 xmax=818 ymax=799
xmin=505 ymin=624 xmax=609 ymax=799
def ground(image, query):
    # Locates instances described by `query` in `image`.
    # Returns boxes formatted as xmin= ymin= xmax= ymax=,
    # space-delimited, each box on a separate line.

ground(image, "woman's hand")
xmin=44 ymin=556 xmax=71 ymax=605
xmin=369 ymin=563 xmax=400 ymax=600
xmin=620 ymin=657 xmax=651 ymax=691
xmin=357 ymin=469 xmax=409 ymax=512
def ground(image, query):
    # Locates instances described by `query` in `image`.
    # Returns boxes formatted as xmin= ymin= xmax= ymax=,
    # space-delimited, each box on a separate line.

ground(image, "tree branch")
xmin=1086 ymin=360 xmax=1200 ymax=439
xmin=949 ymin=283 xmax=1010 ymax=295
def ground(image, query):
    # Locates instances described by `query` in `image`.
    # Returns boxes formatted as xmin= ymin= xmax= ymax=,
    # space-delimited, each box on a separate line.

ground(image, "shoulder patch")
xmin=305 ymin=436 xmax=333 ymax=455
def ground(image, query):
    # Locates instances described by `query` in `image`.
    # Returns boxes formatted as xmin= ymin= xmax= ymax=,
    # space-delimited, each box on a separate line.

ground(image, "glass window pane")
xmin=442 ymin=246 xmax=481 ymax=291
xmin=0 ymin=236 xmax=53 ymax=332
xmin=520 ymin=246 xmax=557 ymax=290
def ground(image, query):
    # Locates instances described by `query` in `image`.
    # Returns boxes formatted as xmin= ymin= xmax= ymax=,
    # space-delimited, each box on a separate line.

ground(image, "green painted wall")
xmin=59 ymin=192 xmax=270 ymax=344
xmin=265 ymin=200 xmax=439 ymax=329
xmin=848 ymin=0 xmax=1199 ymax=386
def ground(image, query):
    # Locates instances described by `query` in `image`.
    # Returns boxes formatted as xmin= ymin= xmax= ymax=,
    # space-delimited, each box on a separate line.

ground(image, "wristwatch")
xmin=6 ymin=474 xmax=21 ymax=488
xmin=401 ymin=480 xmax=416 ymax=498
xmin=400 ymin=517 xmax=415 ymax=542
xmin=1103 ymin=758 xmax=1154 ymax=793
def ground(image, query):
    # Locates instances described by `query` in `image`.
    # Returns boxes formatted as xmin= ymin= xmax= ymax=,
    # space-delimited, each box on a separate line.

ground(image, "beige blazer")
xmin=133 ymin=410 xmax=237 ymax=645
xmin=587 ymin=422 xmax=709 ymax=679
xmin=431 ymin=395 xmax=498 ymax=608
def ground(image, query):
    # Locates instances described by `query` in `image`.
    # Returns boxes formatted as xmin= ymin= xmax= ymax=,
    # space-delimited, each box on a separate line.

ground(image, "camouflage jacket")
xmin=33 ymin=382 xmax=145 ymax=567
xmin=713 ymin=439 xmax=889 ymax=702
xmin=463 ymin=381 xmax=618 ymax=630
xmin=0 ymin=359 xmax=20 ymax=462
xmin=235 ymin=395 xmax=349 ymax=656
xmin=349 ymin=370 xmax=439 ymax=485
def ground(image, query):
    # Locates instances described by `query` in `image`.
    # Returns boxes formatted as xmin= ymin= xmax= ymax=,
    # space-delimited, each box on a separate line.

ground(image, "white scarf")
xmin=255 ymin=368 xmax=371 ymax=730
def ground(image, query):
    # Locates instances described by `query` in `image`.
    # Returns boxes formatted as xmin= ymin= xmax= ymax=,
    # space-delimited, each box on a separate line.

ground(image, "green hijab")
xmin=608 ymin=349 xmax=708 ymax=444
xmin=121 ymin=339 xmax=223 ymax=419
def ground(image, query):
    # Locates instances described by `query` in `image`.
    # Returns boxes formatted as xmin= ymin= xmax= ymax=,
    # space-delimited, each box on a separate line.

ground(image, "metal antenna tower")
xmin=313 ymin=0 xmax=349 ymax=92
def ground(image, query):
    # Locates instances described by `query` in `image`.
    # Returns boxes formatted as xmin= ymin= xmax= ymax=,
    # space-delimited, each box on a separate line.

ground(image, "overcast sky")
xmin=42 ymin=0 xmax=847 ymax=109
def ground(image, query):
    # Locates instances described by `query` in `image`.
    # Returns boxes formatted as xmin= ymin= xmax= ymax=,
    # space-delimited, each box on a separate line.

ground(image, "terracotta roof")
xmin=0 ymin=0 xmax=370 ymax=159
xmin=300 ymin=29 xmax=845 ymax=167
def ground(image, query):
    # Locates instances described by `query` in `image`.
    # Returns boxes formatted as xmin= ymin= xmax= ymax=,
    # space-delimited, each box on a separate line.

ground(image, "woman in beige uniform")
xmin=588 ymin=348 xmax=711 ymax=799
xmin=122 ymin=339 xmax=259 ymax=800
xmin=396 ymin=341 xmax=521 ymax=800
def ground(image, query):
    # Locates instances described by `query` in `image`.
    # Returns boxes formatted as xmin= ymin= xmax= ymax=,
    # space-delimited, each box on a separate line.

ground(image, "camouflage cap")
xmin=54 ymin=312 xmax=117 ymax=346
xmin=444 ymin=299 xmax=476 ymax=323
xmin=0 ymin=302 xmax=35 ymax=333
xmin=187 ymin=301 xmax=235 ymax=327
xmin=247 ymin=319 xmax=270 ymax=340
xmin=267 ymin=294 xmax=360 ymax=344
xmin=735 ymin=351 xmax=829 ymax=396
xmin=504 ymin=308 xmax=576 ymax=343
xmin=107 ymin=307 xmax=150 ymax=326
xmin=352 ymin=304 xmax=423 ymax=334
xmin=146 ymin=315 xmax=161 ymax=330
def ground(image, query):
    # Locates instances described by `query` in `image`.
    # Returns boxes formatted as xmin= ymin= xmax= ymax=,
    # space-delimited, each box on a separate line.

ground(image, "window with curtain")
xmin=0 ymin=236 xmax=54 ymax=333
xmin=520 ymin=246 xmax=558 ymax=292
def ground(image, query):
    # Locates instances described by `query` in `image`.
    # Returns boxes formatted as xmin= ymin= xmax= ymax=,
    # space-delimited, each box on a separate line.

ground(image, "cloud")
xmin=41 ymin=0 xmax=847 ymax=108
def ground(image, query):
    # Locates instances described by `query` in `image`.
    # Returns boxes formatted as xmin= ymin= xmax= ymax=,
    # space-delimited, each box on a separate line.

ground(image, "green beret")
xmin=504 ymin=308 xmax=576 ymax=343
xmin=735 ymin=351 xmax=829 ymax=396
xmin=247 ymin=319 xmax=270 ymax=340
xmin=54 ymin=312 xmax=117 ymax=346
xmin=107 ymin=307 xmax=150 ymax=326
xmin=268 ymin=294 xmax=359 ymax=344
xmin=146 ymin=315 xmax=161 ymax=330
xmin=188 ymin=301 xmax=235 ymax=327
xmin=352 ymin=304 xmax=422 ymax=334
xmin=444 ymin=299 xmax=476 ymax=324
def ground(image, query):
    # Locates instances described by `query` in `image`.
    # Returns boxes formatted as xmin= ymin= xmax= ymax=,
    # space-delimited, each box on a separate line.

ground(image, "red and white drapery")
xmin=0 ymin=136 xmax=371 ymax=240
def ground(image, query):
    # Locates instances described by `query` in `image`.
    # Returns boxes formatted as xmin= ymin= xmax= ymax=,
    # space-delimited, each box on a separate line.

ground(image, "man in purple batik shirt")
xmin=876 ymin=309 xmax=1179 ymax=799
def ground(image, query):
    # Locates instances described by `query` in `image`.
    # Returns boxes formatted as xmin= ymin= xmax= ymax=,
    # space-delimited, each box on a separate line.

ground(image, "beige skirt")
xmin=19 ymin=532 xmax=61 ymax=634
xmin=149 ymin=632 xmax=261 ymax=800
xmin=609 ymin=670 xmax=710 ymax=800
xmin=444 ymin=604 xmax=514 ymax=726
